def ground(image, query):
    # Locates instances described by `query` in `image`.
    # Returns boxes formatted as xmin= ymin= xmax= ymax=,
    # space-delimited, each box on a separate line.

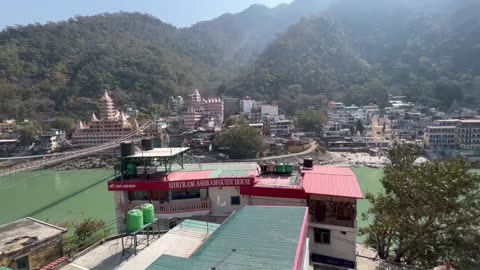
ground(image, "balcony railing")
xmin=310 ymin=215 xmax=355 ymax=228
xmin=122 ymin=199 xmax=211 ymax=214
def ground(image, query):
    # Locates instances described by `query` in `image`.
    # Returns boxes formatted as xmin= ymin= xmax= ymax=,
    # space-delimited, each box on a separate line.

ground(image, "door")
xmin=16 ymin=256 xmax=29 ymax=270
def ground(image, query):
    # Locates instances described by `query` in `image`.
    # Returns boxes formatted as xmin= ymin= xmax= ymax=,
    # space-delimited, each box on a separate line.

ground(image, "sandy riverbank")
xmin=319 ymin=151 xmax=389 ymax=168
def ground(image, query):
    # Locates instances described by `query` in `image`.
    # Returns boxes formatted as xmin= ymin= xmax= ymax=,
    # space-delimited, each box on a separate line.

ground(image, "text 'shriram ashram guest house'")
xmin=108 ymin=142 xmax=363 ymax=269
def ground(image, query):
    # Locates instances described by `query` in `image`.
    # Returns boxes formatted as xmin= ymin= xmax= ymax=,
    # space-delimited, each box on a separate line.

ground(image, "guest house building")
xmin=107 ymin=145 xmax=363 ymax=269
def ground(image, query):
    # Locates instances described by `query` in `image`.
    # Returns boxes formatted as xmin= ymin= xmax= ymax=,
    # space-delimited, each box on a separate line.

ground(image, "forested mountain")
xmin=0 ymin=13 xmax=214 ymax=119
xmin=226 ymin=0 xmax=480 ymax=111
xmin=0 ymin=0 xmax=479 ymax=120
xmin=0 ymin=0 xmax=331 ymax=120
xmin=187 ymin=0 xmax=332 ymax=67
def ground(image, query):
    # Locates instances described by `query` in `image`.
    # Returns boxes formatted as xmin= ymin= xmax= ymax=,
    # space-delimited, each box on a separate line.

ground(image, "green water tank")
xmin=126 ymin=209 xmax=143 ymax=233
xmin=141 ymin=203 xmax=155 ymax=224
xmin=126 ymin=163 xmax=137 ymax=176
xmin=284 ymin=164 xmax=293 ymax=174
xmin=275 ymin=163 xmax=284 ymax=173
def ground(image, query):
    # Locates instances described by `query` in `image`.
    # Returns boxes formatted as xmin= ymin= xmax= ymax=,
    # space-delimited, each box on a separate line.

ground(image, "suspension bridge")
xmin=0 ymin=120 xmax=156 ymax=178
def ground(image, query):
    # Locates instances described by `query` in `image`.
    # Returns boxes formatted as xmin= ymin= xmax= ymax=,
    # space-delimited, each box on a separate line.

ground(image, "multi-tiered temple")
xmin=72 ymin=91 xmax=139 ymax=147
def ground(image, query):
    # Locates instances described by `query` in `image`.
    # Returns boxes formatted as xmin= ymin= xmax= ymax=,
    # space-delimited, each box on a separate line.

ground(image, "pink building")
xmin=184 ymin=89 xmax=224 ymax=130
xmin=72 ymin=91 xmax=139 ymax=147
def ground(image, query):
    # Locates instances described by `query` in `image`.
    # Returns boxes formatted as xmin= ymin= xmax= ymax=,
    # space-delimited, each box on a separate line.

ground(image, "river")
xmin=0 ymin=169 xmax=115 ymax=228
xmin=0 ymin=167 xmax=386 ymax=239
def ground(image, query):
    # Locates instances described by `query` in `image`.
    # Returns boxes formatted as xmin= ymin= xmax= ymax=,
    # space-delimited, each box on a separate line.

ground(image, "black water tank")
xmin=259 ymin=163 xmax=268 ymax=173
xmin=152 ymin=137 xmax=161 ymax=148
xmin=303 ymin=157 xmax=313 ymax=169
xmin=141 ymin=138 xmax=153 ymax=151
xmin=120 ymin=141 xmax=135 ymax=156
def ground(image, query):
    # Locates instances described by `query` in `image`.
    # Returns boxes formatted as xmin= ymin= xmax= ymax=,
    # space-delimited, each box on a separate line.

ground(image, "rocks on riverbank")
xmin=55 ymin=156 xmax=114 ymax=170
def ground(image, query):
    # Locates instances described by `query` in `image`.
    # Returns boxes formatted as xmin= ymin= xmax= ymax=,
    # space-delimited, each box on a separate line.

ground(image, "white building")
xmin=39 ymin=129 xmax=66 ymax=151
xmin=240 ymin=97 xmax=253 ymax=114
xmin=260 ymin=104 xmax=279 ymax=116
xmin=268 ymin=120 xmax=294 ymax=136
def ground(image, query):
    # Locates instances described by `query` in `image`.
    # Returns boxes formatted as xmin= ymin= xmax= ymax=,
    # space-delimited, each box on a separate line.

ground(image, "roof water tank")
xmin=126 ymin=209 xmax=143 ymax=233
xmin=303 ymin=157 xmax=313 ymax=169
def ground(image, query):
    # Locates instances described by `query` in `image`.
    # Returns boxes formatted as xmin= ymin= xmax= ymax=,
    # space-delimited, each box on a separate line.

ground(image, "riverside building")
xmin=424 ymin=119 xmax=480 ymax=160
xmin=72 ymin=91 xmax=139 ymax=147
xmin=108 ymin=143 xmax=363 ymax=269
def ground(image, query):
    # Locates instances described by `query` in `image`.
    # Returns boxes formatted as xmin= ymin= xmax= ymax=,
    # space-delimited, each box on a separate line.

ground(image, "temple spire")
xmin=91 ymin=113 xmax=99 ymax=122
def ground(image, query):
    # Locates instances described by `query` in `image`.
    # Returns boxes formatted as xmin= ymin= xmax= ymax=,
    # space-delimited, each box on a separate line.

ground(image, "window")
xmin=314 ymin=228 xmax=330 ymax=244
xmin=231 ymin=196 xmax=241 ymax=205
xmin=172 ymin=189 xmax=200 ymax=200
xmin=16 ymin=256 xmax=29 ymax=270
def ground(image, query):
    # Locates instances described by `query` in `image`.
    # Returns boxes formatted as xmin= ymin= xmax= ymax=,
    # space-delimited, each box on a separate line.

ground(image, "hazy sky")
xmin=1 ymin=0 xmax=293 ymax=29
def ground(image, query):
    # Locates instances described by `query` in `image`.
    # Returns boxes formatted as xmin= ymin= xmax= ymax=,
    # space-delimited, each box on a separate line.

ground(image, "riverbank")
xmin=54 ymin=156 xmax=114 ymax=170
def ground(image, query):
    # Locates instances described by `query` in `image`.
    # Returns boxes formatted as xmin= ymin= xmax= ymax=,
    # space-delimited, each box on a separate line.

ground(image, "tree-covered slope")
xmin=223 ymin=16 xmax=384 ymax=110
xmin=226 ymin=0 xmax=480 ymax=109
xmin=0 ymin=13 xmax=218 ymax=119
xmin=0 ymin=0 xmax=333 ymax=120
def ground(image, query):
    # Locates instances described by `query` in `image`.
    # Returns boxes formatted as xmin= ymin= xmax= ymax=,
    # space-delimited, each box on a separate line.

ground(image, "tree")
xmin=355 ymin=119 xmax=365 ymax=134
xmin=295 ymin=109 xmax=326 ymax=133
xmin=18 ymin=122 xmax=41 ymax=146
xmin=360 ymin=143 xmax=480 ymax=269
xmin=50 ymin=117 xmax=76 ymax=136
xmin=213 ymin=126 xmax=264 ymax=159
xmin=224 ymin=118 xmax=235 ymax=127
xmin=74 ymin=218 xmax=107 ymax=242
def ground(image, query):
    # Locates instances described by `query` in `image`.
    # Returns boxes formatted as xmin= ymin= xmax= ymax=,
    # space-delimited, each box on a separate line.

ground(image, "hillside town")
xmin=2 ymin=89 xmax=480 ymax=167
xmin=2 ymin=0 xmax=480 ymax=269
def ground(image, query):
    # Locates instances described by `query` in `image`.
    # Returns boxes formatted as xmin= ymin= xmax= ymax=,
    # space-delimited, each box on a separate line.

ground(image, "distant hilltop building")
xmin=72 ymin=91 xmax=139 ymax=147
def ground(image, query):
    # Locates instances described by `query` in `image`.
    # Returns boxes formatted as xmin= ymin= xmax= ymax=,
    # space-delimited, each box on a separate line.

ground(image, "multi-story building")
xmin=184 ymin=90 xmax=224 ymax=130
xmin=240 ymin=97 xmax=253 ymax=114
xmin=108 ymin=149 xmax=362 ymax=269
xmin=267 ymin=119 xmax=294 ymax=136
xmin=456 ymin=119 xmax=480 ymax=152
xmin=424 ymin=119 xmax=480 ymax=159
xmin=168 ymin=96 xmax=184 ymax=112
xmin=327 ymin=101 xmax=346 ymax=114
xmin=364 ymin=104 xmax=380 ymax=120
xmin=0 ymin=119 xmax=17 ymax=134
xmin=201 ymin=98 xmax=224 ymax=123
xmin=260 ymin=103 xmax=279 ymax=116
xmin=327 ymin=101 xmax=356 ymax=127
xmin=72 ymin=91 xmax=139 ymax=147
xmin=183 ymin=113 xmax=202 ymax=131
xmin=38 ymin=129 xmax=66 ymax=151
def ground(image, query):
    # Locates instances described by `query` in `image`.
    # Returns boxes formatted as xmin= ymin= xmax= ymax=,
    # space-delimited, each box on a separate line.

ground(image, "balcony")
xmin=310 ymin=215 xmax=355 ymax=228
xmin=309 ymin=200 xmax=356 ymax=228
xmin=122 ymin=199 xmax=211 ymax=214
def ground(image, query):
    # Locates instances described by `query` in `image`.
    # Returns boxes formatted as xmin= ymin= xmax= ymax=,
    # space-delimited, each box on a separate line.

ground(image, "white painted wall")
xmin=261 ymin=104 xmax=279 ymax=116
xmin=208 ymin=187 xmax=245 ymax=216
xmin=302 ymin=237 xmax=310 ymax=270
xmin=308 ymin=224 xmax=356 ymax=263
xmin=248 ymin=196 xmax=307 ymax=207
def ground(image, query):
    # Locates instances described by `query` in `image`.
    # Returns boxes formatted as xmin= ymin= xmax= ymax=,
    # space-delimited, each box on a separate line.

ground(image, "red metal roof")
xmin=168 ymin=170 xmax=213 ymax=181
xmin=301 ymin=167 xmax=363 ymax=198
xmin=302 ymin=166 xmax=355 ymax=176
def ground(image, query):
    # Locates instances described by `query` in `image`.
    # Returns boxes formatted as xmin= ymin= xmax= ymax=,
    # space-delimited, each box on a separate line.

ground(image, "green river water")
xmin=0 ymin=167 xmax=393 ymax=240
xmin=0 ymin=169 xmax=115 ymax=228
